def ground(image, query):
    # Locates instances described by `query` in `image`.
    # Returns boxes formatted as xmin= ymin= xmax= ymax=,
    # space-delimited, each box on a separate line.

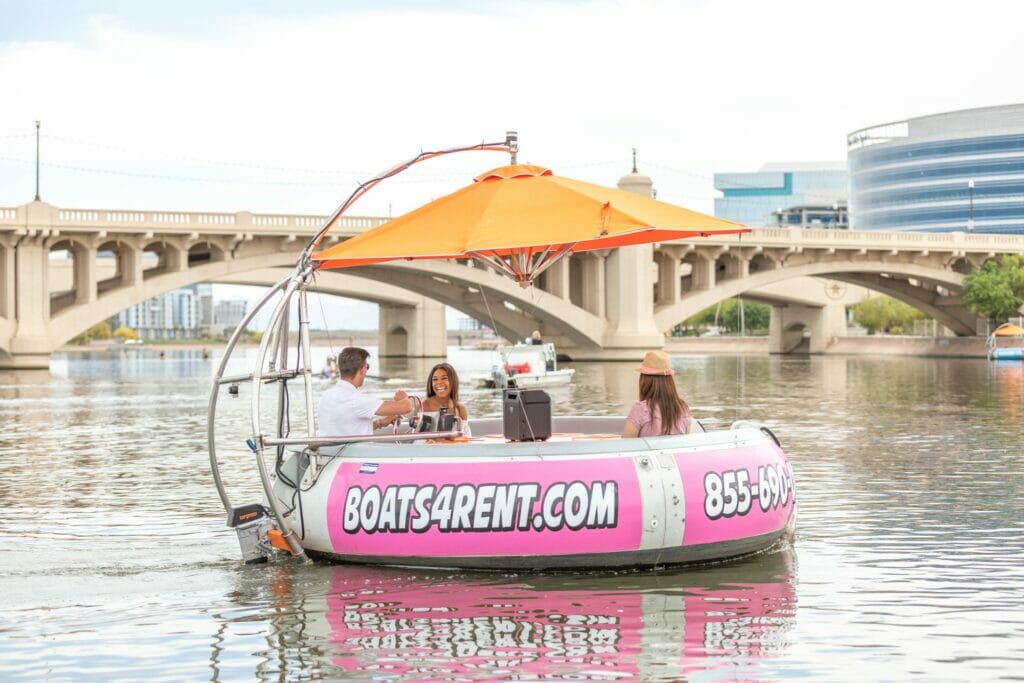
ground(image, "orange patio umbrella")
xmin=993 ymin=323 xmax=1024 ymax=337
xmin=312 ymin=163 xmax=749 ymax=287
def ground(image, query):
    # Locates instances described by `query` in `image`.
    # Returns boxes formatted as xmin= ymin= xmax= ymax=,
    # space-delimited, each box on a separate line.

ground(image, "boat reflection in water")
xmin=992 ymin=360 xmax=1024 ymax=423
xmin=241 ymin=546 xmax=796 ymax=680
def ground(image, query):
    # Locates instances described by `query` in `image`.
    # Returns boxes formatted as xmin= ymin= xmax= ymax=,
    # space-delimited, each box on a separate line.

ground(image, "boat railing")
xmin=263 ymin=429 xmax=466 ymax=448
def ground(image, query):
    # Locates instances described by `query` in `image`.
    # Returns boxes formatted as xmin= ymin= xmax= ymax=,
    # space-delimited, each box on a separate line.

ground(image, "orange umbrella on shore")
xmin=993 ymin=323 xmax=1024 ymax=337
xmin=312 ymin=163 xmax=748 ymax=287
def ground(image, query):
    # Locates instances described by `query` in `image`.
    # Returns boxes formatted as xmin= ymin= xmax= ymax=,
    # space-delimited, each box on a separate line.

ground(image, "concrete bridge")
xmin=3 ymin=181 xmax=1024 ymax=368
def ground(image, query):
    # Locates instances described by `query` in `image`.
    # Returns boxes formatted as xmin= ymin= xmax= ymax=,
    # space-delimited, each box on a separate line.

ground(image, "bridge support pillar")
xmin=580 ymin=252 xmax=606 ymax=317
xmin=378 ymin=297 xmax=447 ymax=358
xmin=73 ymin=244 xmax=97 ymax=304
xmin=571 ymin=167 xmax=665 ymax=361
xmin=769 ymin=301 xmax=846 ymax=354
xmin=0 ymin=239 xmax=13 ymax=319
xmin=2 ymin=233 xmax=56 ymax=369
xmin=545 ymin=256 xmax=570 ymax=299
xmin=655 ymin=248 xmax=680 ymax=305
xmin=599 ymin=244 xmax=664 ymax=359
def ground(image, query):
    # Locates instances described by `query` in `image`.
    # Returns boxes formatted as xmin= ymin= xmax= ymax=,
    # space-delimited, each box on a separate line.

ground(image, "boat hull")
xmin=273 ymin=422 xmax=795 ymax=570
xmin=471 ymin=369 xmax=575 ymax=389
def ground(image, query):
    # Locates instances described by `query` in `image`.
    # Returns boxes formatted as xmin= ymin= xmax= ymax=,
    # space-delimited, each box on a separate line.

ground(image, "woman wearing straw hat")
xmin=623 ymin=350 xmax=691 ymax=438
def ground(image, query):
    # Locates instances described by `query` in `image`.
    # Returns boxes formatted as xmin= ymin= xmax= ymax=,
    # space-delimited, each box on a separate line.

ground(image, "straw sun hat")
xmin=637 ymin=350 xmax=674 ymax=375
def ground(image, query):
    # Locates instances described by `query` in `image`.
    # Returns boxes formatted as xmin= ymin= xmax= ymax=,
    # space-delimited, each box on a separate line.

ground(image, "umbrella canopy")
xmin=993 ymin=323 xmax=1024 ymax=337
xmin=312 ymin=163 xmax=749 ymax=286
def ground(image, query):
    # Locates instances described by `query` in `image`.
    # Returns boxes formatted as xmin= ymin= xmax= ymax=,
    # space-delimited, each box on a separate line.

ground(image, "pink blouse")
xmin=626 ymin=400 xmax=690 ymax=437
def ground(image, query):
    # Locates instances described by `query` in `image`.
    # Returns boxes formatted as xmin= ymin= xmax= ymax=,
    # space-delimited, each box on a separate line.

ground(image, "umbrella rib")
xmin=530 ymin=243 xmax=576 ymax=281
xmin=470 ymin=251 xmax=517 ymax=281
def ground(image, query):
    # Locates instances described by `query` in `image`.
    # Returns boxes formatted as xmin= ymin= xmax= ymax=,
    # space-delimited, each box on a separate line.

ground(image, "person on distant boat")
xmin=528 ymin=330 xmax=544 ymax=345
xmin=317 ymin=347 xmax=413 ymax=436
xmin=623 ymin=350 xmax=691 ymax=438
xmin=320 ymin=356 xmax=338 ymax=379
xmin=422 ymin=362 xmax=469 ymax=433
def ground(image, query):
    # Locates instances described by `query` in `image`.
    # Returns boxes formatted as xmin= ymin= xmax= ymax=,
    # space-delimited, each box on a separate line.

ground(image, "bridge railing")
xmin=686 ymin=227 xmax=1024 ymax=250
xmin=0 ymin=203 xmax=386 ymax=238
xmin=4 ymin=202 xmax=1024 ymax=252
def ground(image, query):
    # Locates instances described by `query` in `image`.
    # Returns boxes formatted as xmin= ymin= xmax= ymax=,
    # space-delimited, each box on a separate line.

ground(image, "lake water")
xmin=1 ymin=347 xmax=1022 ymax=681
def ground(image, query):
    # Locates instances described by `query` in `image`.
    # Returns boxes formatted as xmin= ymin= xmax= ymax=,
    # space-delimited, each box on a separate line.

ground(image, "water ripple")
xmin=1 ymin=351 xmax=1022 ymax=680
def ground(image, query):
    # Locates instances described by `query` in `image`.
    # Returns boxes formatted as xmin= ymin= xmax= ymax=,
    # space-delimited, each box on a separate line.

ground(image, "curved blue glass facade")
xmin=848 ymin=106 xmax=1024 ymax=234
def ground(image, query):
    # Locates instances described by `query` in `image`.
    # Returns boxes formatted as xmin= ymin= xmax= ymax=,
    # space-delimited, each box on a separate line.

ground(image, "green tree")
xmin=89 ymin=321 xmax=112 ymax=340
xmin=962 ymin=255 xmax=1024 ymax=322
xmin=68 ymin=321 xmax=113 ymax=345
xmin=851 ymin=296 xmax=925 ymax=334
xmin=719 ymin=299 xmax=770 ymax=333
xmin=680 ymin=298 xmax=771 ymax=335
xmin=113 ymin=326 xmax=139 ymax=341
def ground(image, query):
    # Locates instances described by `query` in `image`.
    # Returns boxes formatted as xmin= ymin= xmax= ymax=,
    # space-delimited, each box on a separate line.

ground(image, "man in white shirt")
xmin=317 ymin=347 xmax=413 ymax=436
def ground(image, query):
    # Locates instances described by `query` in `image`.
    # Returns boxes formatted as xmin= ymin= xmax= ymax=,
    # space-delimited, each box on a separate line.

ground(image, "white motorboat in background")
xmin=471 ymin=342 xmax=575 ymax=389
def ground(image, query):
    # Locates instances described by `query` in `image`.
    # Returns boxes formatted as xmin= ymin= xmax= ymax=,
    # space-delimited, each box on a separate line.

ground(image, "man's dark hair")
xmin=336 ymin=347 xmax=369 ymax=379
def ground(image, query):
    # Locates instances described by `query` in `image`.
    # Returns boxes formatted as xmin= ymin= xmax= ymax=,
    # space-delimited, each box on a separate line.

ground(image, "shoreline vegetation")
xmin=59 ymin=331 xmax=992 ymax=358
xmin=58 ymin=329 xmax=499 ymax=353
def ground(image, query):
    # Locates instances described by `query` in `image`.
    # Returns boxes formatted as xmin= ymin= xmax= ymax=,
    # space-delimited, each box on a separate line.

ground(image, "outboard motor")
xmin=228 ymin=503 xmax=274 ymax=564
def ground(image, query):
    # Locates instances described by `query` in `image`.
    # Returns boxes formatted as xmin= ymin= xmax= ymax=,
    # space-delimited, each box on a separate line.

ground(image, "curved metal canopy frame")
xmin=206 ymin=135 xmax=518 ymax=562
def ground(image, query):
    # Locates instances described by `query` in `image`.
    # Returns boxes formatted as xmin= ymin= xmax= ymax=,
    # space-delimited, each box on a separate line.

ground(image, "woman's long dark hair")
xmin=426 ymin=362 xmax=460 ymax=410
xmin=638 ymin=374 xmax=689 ymax=435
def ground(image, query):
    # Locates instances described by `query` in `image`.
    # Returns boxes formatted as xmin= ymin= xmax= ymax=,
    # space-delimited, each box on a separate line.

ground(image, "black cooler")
xmin=502 ymin=389 xmax=552 ymax=441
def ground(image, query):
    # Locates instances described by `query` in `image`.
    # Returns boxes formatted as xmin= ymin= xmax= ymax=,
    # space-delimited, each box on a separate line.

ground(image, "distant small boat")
xmin=987 ymin=322 xmax=1024 ymax=360
xmin=470 ymin=342 xmax=575 ymax=389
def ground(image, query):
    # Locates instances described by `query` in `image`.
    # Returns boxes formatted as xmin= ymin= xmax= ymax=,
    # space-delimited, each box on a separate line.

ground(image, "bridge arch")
xmin=142 ymin=239 xmax=185 ymax=280
xmin=42 ymin=248 xmax=985 ymax=357
xmin=186 ymin=239 xmax=226 ymax=267
xmin=48 ymin=237 xmax=93 ymax=315
xmin=654 ymin=258 xmax=976 ymax=336
xmin=95 ymin=238 xmax=142 ymax=297
xmin=347 ymin=261 xmax=606 ymax=349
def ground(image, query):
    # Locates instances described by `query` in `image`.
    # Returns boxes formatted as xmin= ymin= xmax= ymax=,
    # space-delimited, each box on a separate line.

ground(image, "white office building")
xmin=213 ymin=299 xmax=248 ymax=335
xmin=115 ymin=284 xmax=209 ymax=340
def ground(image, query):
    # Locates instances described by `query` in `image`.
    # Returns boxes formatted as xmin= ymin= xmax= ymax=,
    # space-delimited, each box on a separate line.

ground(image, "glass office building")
xmin=714 ymin=162 xmax=848 ymax=228
xmin=847 ymin=103 xmax=1024 ymax=234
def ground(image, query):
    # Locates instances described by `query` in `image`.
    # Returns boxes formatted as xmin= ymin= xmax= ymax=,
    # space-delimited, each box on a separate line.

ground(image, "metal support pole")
xmin=251 ymin=272 xmax=310 ymax=561
xmin=207 ymin=276 xmax=290 ymax=514
xmin=297 ymin=287 xmax=318 ymax=474
xmin=34 ymin=121 xmax=41 ymax=201
xmin=274 ymin=297 xmax=290 ymax=476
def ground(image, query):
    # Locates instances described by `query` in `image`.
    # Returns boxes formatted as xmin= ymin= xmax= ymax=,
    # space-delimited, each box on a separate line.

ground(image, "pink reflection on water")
xmin=323 ymin=550 xmax=796 ymax=680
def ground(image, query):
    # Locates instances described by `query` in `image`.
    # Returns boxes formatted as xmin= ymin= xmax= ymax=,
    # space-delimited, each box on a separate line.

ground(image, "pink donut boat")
xmin=208 ymin=135 xmax=794 ymax=569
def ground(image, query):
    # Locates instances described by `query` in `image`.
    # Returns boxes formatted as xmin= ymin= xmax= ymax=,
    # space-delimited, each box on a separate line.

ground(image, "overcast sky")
xmin=3 ymin=0 xmax=1022 ymax=328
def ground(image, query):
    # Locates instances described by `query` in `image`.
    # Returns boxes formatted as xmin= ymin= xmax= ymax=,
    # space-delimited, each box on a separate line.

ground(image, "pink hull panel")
xmin=323 ymin=441 xmax=794 ymax=560
xmin=326 ymin=458 xmax=643 ymax=556
xmin=676 ymin=442 xmax=795 ymax=546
